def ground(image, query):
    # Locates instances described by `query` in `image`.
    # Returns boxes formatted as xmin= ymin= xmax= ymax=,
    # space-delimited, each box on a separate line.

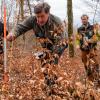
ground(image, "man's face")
xmin=35 ymin=11 xmax=49 ymax=26
xmin=81 ymin=16 xmax=88 ymax=25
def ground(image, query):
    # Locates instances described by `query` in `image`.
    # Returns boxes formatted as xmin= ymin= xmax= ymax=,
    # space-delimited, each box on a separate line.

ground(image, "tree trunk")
xmin=27 ymin=0 xmax=32 ymax=16
xmin=20 ymin=0 xmax=24 ymax=20
xmin=20 ymin=0 xmax=25 ymax=45
xmin=67 ymin=0 xmax=74 ymax=57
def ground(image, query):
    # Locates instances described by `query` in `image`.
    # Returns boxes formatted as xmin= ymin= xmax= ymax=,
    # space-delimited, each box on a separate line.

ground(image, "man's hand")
xmin=7 ymin=33 xmax=16 ymax=42
xmin=87 ymin=34 xmax=98 ymax=43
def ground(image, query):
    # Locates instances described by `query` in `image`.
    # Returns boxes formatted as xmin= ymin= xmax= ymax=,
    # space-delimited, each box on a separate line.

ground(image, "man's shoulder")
xmin=78 ymin=25 xmax=84 ymax=31
xmin=50 ymin=14 xmax=62 ymax=25
xmin=88 ymin=24 xmax=93 ymax=29
xmin=25 ymin=16 xmax=36 ymax=21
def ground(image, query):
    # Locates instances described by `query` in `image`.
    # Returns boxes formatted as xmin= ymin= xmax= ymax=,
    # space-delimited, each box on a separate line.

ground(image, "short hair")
xmin=81 ymin=14 xmax=89 ymax=19
xmin=34 ymin=2 xmax=51 ymax=14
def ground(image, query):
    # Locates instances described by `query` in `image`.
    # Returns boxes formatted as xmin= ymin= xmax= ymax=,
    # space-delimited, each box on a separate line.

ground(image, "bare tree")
xmin=27 ymin=0 xmax=32 ymax=16
xmin=83 ymin=0 xmax=100 ymax=23
xmin=0 ymin=0 xmax=3 ymax=20
xmin=67 ymin=0 xmax=74 ymax=57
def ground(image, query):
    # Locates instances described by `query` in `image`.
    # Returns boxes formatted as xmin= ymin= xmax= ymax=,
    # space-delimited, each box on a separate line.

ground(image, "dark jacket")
xmin=0 ymin=21 xmax=8 ymax=36
xmin=78 ymin=23 xmax=97 ymax=51
xmin=0 ymin=21 xmax=8 ymax=54
xmin=0 ymin=21 xmax=4 ymax=36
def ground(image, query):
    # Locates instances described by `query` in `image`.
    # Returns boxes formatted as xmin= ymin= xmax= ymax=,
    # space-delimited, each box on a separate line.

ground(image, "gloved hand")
xmin=33 ymin=51 xmax=47 ymax=60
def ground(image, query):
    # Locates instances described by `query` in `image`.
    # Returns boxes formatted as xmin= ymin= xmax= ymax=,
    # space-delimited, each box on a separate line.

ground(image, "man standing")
xmin=77 ymin=14 xmax=99 ymax=79
xmin=7 ymin=2 xmax=68 ymax=65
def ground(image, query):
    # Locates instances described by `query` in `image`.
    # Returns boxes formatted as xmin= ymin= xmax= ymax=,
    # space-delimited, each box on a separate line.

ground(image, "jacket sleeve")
xmin=14 ymin=16 xmax=34 ymax=37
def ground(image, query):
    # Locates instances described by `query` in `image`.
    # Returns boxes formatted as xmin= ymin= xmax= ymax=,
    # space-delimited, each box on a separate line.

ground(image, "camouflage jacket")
xmin=14 ymin=14 xmax=68 ymax=56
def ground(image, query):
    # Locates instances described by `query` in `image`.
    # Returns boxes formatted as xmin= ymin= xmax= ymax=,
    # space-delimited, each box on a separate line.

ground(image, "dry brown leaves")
xmin=0 ymin=45 xmax=100 ymax=100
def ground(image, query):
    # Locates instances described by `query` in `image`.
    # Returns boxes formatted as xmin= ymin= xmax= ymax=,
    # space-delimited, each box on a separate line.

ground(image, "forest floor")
xmin=0 ymin=35 xmax=100 ymax=100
